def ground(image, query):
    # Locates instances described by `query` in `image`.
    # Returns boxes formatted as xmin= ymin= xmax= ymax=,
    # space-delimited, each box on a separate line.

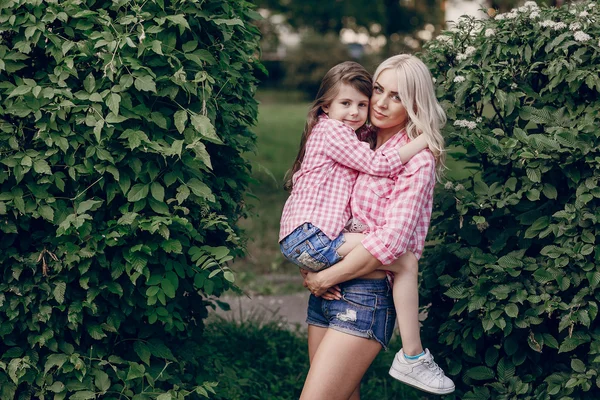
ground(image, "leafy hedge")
xmin=0 ymin=0 xmax=261 ymax=398
xmin=421 ymin=1 xmax=600 ymax=399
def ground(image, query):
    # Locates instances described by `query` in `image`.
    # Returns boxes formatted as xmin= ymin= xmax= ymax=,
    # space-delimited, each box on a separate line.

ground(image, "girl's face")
xmin=370 ymin=69 xmax=408 ymax=134
xmin=322 ymin=83 xmax=369 ymax=131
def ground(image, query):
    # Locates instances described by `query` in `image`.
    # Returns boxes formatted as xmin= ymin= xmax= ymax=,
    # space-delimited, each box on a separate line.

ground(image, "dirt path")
xmin=211 ymin=291 xmax=311 ymax=329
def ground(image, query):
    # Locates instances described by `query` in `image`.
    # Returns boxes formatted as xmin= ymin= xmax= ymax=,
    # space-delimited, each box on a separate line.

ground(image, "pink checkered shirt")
xmin=279 ymin=115 xmax=404 ymax=242
xmin=351 ymin=130 xmax=436 ymax=265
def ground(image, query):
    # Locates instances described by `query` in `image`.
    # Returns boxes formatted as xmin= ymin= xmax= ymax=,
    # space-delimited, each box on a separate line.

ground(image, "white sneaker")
xmin=389 ymin=348 xmax=455 ymax=395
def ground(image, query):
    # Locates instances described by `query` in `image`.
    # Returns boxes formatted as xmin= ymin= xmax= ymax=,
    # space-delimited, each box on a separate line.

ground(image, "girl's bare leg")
xmin=336 ymin=233 xmax=366 ymax=257
xmin=387 ymin=252 xmax=423 ymax=356
xmin=300 ymin=329 xmax=381 ymax=400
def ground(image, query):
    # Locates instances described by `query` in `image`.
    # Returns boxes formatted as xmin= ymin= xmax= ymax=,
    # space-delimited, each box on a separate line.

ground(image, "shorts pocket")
xmin=297 ymin=250 xmax=329 ymax=271
xmin=342 ymin=291 xmax=377 ymax=310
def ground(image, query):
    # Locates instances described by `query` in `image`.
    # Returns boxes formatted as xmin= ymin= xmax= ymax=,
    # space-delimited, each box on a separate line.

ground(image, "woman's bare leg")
xmin=308 ymin=324 xmax=328 ymax=362
xmin=300 ymin=329 xmax=381 ymax=400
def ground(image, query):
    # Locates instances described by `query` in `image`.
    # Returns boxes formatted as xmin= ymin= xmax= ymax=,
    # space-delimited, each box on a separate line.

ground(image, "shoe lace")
xmin=423 ymin=357 xmax=444 ymax=378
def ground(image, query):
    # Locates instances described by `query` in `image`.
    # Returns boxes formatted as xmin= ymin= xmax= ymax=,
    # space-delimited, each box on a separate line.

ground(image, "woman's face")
xmin=370 ymin=69 xmax=408 ymax=134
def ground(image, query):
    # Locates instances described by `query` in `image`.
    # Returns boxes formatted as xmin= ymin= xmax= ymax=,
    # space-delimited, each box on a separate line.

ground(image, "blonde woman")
xmin=302 ymin=54 xmax=454 ymax=399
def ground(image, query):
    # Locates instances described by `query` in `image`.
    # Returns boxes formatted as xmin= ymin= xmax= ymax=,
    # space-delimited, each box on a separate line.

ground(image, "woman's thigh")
xmin=301 ymin=328 xmax=381 ymax=400
xmin=308 ymin=324 xmax=328 ymax=363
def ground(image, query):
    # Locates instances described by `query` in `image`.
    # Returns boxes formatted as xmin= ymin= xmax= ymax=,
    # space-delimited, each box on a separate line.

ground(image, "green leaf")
xmin=161 ymin=239 xmax=182 ymax=254
xmin=187 ymin=178 xmax=214 ymax=201
xmin=174 ymin=110 xmax=188 ymax=134
xmin=33 ymin=159 xmax=52 ymax=174
xmin=151 ymin=112 xmax=168 ymax=129
xmin=94 ymin=370 xmax=110 ymax=392
xmin=151 ymin=182 xmax=165 ymax=202
xmin=84 ymin=73 xmax=95 ymax=93
xmin=505 ymin=303 xmax=519 ymax=318
xmin=8 ymin=85 xmax=32 ymax=98
xmin=44 ymin=354 xmax=68 ymax=373
xmin=126 ymin=362 xmax=145 ymax=380
xmin=70 ymin=391 xmax=96 ymax=400
xmin=133 ymin=341 xmax=152 ymax=365
xmin=134 ymin=75 xmax=156 ymax=93
xmin=106 ymin=92 xmax=121 ymax=115
xmin=466 ymin=366 xmax=495 ymax=381
xmin=224 ymin=271 xmax=235 ymax=283
xmin=571 ymin=359 xmax=586 ymax=373
xmin=191 ymin=115 xmax=223 ymax=144
xmin=76 ymin=199 xmax=102 ymax=214
xmin=127 ymin=184 xmax=149 ymax=202
xmin=38 ymin=205 xmax=54 ymax=221
xmin=53 ymin=282 xmax=66 ymax=304
xmin=87 ymin=324 xmax=107 ymax=340
xmin=161 ymin=278 xmax=176 ymax=298
xmin=166 ymin=14 xmax=190 ymax=31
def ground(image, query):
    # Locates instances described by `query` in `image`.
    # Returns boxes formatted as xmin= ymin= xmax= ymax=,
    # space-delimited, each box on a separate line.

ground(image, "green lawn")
xmin=232 ymin=90 xmax=476 ymax=295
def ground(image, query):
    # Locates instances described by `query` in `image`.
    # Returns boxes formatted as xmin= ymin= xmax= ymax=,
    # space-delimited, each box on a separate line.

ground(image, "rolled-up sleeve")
xmin=323 ymin=120 xmax=404 ymax=177
xmin=361 ymin=153 xmax=436 ymax=265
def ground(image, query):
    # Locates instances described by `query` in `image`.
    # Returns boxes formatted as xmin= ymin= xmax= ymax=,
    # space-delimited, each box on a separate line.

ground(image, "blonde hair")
xmin=373 ymin=54 xmax=446 ymax=178
xmin=284 ymin=61 xmax=372 ymax=191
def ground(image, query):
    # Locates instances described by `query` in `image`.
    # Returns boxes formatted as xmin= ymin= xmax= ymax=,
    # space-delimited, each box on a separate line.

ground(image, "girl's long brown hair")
xmin=284 ymin=61 xmax=372 ymax=192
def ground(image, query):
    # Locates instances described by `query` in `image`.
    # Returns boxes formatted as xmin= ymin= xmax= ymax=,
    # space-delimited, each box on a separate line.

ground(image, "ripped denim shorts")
xmin=279 ymin=223 xmax=345 ymax=272
xmin=306 ymin=278 xmax=396 ymax=350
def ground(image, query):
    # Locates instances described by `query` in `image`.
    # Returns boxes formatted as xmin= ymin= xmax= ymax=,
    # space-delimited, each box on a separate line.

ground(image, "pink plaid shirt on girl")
xmin=279 ymin=115 xmax=404 ymax=242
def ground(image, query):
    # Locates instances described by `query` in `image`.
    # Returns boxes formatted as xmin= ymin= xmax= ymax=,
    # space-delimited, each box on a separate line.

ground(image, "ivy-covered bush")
xmin=421 ymin=1 xmax=600 ymax=399
xmin=0 ymin=0 xmax=261 ymax=397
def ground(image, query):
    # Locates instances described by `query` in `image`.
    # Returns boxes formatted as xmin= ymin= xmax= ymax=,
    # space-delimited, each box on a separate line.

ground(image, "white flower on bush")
xmin=454 ymin=184 xmax=465 ymax=192
xmin=437 ymin=35 xmax=452 ymax=43
xmin=539 ymin=20 xmax=556 ymax=28
xmin=453 ymin=75 xmax=466 ymax=83
xmin=444 ymin=181 xmax=454 ymax=190
xmin=523 ymin=1 xmax=539 ymax=8
xmin=495 ymin=13 xmax=505 ymax=21
xmin=579 ymin=11 xmax=590 ymax=18
xmin=569 ymin=22 xmax=582 ymax=31
xmin=588 ymin=2 xmax=595 ymax=9
xmin=454 ymin=119 xmax=477 ymax=130
xmin=485 ymin=28 xmax=495 ymax=37
xmin=553 ymin=22 xmax=567 ymax=30
xmin=456 ymin=45 xmax=476 ymax=61
xmin=574 ymin=31 xmax=592 ymax=42
xmin=505 ymin=10 xmax=519 ymax=19
xmin=530 ymin=11 xmax=540 ymax=19
xmin=476 ymin=117 xmax=483 ymax=123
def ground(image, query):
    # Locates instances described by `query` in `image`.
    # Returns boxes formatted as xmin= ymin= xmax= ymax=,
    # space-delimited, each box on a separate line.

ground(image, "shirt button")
xmin=295 ymin=249 xmax=300 ymax=254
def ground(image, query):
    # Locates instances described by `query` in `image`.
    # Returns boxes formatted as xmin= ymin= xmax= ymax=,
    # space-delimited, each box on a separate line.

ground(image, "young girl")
xmin=290 ymin=56 xmax=455 ymax=397
xmin=279 ymin=61 xmax=427 ymax=274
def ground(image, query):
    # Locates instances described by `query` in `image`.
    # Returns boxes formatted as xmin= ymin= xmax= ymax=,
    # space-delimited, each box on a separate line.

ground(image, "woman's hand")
xmin=304 ymin=271 xmax=342 ymax=300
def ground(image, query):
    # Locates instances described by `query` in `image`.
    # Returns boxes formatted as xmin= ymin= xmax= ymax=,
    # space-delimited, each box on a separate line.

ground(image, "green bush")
xmin=0 ymin=0 xmax=261 ymax=397
xmin=421 ymin=1 xmax=600 ymax=399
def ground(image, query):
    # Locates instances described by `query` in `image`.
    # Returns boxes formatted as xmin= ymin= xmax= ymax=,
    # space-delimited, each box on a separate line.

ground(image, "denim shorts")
xmin=306 ymin=278 xmax=396 ymax=350
xmin=280 ymin=223 xmax=345 ymax=272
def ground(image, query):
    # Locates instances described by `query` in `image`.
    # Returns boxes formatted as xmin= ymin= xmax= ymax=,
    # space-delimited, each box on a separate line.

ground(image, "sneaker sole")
xmin=389 ymin=365 xmax=455 ymax=395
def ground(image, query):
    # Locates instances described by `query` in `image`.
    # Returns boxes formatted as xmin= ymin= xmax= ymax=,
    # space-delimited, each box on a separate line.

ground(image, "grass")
xmin=232 ymin=89 xmax=476 ymax=295
xmin=201 ymin=316 xmax=435 ymax=400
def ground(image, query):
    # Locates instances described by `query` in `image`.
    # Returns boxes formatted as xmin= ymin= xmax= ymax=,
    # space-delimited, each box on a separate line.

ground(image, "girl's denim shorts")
xmin=306 ymin=278 xmax=396 ymax=350
xmin=280 ymin=223 xmax=345 ymax=272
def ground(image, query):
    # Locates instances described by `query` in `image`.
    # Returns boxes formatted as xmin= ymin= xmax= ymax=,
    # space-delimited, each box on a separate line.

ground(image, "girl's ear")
xmin=322 ymin=104 xmax=329 ymax=114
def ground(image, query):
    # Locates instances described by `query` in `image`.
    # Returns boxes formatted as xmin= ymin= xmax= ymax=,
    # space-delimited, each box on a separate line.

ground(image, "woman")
xmin=300 ymin=54 xmax=452 ymax=399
